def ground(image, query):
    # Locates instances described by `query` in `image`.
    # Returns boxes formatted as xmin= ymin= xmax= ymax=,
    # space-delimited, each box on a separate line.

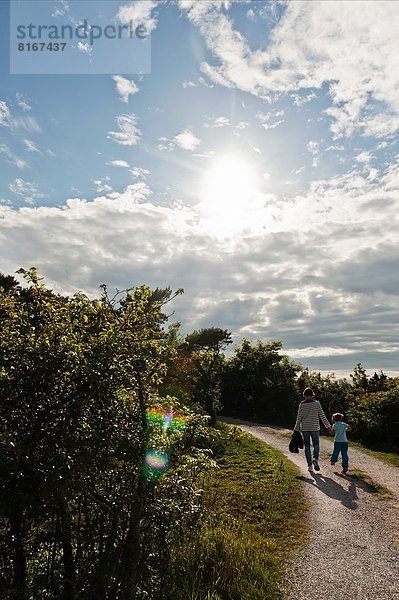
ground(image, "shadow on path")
xmin=297 ymin=473 xmax=359 ymax=510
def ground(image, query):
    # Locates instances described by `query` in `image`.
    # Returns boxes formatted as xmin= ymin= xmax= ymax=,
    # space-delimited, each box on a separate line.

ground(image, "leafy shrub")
xmin=347 ymin=387 xmax=399 ymax=448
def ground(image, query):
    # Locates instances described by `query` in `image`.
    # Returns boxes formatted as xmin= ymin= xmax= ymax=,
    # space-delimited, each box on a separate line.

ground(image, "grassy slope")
xmin=170 ymin=423 xmax=307 ymax=600
xmin=348 ymin=440 xmax=399 ymax=468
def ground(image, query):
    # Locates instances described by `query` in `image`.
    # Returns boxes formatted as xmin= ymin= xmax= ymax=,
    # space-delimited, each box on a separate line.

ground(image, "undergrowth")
xmin=168 ymin=423 xmax=307 ymax=599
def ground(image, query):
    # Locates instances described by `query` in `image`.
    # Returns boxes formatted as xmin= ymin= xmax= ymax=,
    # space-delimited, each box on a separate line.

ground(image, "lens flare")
xmin=143 ymin=409 xmax=187 ymax=481
xmin=146 ymin=408 xmax=186 ymax=433
xmin=143 ymin=449 xmax=169 ymax=481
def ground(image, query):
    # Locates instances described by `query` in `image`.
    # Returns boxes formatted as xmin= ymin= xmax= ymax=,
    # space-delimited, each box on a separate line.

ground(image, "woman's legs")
xmin=310 ymin=431 xmax=320 ymax=460
xmin=302 ymin=431 xmax=312 ymax=466
xmin=303 ymin=431 xmax=320 ymax=467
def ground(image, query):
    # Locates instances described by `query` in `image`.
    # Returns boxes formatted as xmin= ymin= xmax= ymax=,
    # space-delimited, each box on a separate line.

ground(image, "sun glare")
xmin=199 ymin=154 xmax=263 ymax=235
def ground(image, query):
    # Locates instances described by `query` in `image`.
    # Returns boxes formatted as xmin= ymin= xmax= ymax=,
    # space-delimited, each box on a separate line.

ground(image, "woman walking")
xmin=294 ymin=388 xmax=331 ymax=473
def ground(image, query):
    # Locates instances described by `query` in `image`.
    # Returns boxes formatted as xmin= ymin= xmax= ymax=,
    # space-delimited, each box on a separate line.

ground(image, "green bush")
xmin=347 ymin=387 xmax=399 ymax=449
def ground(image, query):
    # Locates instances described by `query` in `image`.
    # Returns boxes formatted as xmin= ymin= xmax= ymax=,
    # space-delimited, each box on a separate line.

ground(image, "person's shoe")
xmin=308 ymin=466 xmax=314 ymax=473
xmin=330 ymin=461 xmax=335 ymax=466
xmin=312 ymin=459 xmax=320 ymax=471
xmin=342 ymin=468 xmax=348 ymax=474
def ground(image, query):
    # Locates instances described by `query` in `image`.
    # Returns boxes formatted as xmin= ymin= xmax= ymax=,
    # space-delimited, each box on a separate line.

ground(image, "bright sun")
xmin=199 ymin=154 xmax=262 ymax=235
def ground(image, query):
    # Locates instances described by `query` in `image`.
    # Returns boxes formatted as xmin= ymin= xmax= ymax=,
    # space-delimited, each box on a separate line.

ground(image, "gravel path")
xmin=222 ymin=418 xmax=399 ymax=600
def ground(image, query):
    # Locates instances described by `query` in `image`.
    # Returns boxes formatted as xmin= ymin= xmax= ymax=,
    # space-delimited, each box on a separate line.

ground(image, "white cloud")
xmin=112 ymin=75 xmax=139 ymax=103
xmin=0 ymin=144 xmax=29 ymax=170
xmin=292 ymin=92 xmax=317 ymax=107
xmin=204 ymin=116 xmax=230 ymax=128
xmin=9 ymin=178 xmax=44 ymax=204
xmin=0 ymin=182 xmax=198 ymax=294
xmin=306 ymin=140 xmax=320 ymax=167
xmin=74 ymin=41 xmax=92 ymax=55
xmin=235 ymin=121 xmax=249 ymax=130
xmin=11 ymin=115 xmax=42 ymax=133
xmin=107 ymin=114 xmax=141 ymax=146
xmin=24 ymin=139 xmax=40 ymax=153
xmin=93 ymin=178 xmax=113 ymax=194
xmin=157 ymin=143 xmax=172 ymax=152
xmin=107 ymin=159 xmax=131 ymax=168
xmin=52 ymin=0 xmax=69 ymax=17
xmin=173 ymin=129 xmax=201 ymax=151
xmin=193 ymin=152 xmax=216 ymax=159
xmin=325 ymin=145 xmax=344 ymax=152
xmin=355 ymin=151 xmax=373 ymax=164
xmin=130 ymin=167 xmax=150 ymax=179
xmin=246 ymin=8 xmax=256 ymax=22
xmin=14 ymin=158 xmax=29 ymax=170
xmin=178 ymin=1 xmax=232 ymax=22
xmin=0 ymin=101 xmax=11 ymax=127
xmin=198 ymin=76 xmax=214 ymax=89
xmin=2 ymin=166 xmax=399 ymax=373
xmin=16 ymin=93 xmax=32 ymax=111
xmin=250 ymin=145 xmax=261 ymax=154
xmin=116 ymin=0 xmax=159 ymax=33
xmin=294 ymin=166 xmax=306 ymax=175
xmin=285 ymin=347 xmax=355 ymax=359
xmin=180 ymin=1 xmax=399 ymax=137
xmin=256 ymin=110 xmax=285 ymax=130
xmin=261 ymin=119 xmax=284 ymax=130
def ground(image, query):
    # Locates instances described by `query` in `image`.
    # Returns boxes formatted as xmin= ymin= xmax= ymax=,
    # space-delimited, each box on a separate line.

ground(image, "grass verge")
xmin=348 ymin=441 xmax=399 ymax=468
xmin=169 ymin=422 xmax=308 ymax=600
xmin=348 ymin=469 xmax=393 ymax=499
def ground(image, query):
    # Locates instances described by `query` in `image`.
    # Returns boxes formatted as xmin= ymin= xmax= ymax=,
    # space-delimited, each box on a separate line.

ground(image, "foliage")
xmin=158 ymin=323 xmax=194 ymax=404
xmin=347 ymin=385 xmax=399 ymax=449
xmin=296 ymin=369 xmax=351 ymax=420
xmin=350 ymin=362 xmax=369 ymax=390
xmin=182 ymin=328 xmax=232 ymax=426
xmin=166 ymin=423 xmax=307 ymax=600
xmin=0 ymin=269 xmax=215 ymax=600
xmin=220 ymin=339 xmax=300 ymax=426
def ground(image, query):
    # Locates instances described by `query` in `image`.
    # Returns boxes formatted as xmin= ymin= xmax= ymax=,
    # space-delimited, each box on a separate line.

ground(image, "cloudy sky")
xmin=1 ymin=0 xmax=399 ymax=377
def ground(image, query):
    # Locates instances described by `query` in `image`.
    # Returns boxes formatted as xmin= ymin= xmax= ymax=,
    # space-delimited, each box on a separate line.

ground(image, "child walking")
xmin=330 ymin=413 xmax=351 ymax=474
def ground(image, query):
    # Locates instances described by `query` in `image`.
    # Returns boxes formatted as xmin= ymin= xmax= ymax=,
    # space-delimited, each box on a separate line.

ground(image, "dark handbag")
xmin=289 ymin=430 xmax=303 ymax=453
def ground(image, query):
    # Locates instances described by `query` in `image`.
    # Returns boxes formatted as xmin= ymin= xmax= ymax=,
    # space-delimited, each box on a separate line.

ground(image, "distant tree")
xmin=220 ymin=339 xmax=300 ymax=426
xmin=368 ymin=370 xmax=388 ymax=392
xmin=0 ymin=272 xmax=19 ymax=293
xmin=183 ymin=328 xmax=232 ymax=425
xmin=350 ymin=363 xmax=369 ymax=390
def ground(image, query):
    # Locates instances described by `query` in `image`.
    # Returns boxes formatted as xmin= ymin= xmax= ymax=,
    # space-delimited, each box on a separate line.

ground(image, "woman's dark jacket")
xmin=289 ymin=429 xmax=304 ymax=453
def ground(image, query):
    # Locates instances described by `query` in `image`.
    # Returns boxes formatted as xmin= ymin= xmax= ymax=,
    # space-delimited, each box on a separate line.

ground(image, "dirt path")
xmin=222 ymin=418 xmax=399 ymax=600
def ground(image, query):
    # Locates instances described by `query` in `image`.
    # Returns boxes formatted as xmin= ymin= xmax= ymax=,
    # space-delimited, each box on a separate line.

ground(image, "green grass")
xmin=169 ymin=423 xmax=308 ymax=600
xmin=348 ymin=469 xmax=393 ymax=499
xmin=348 ymin=440 xmax=399 ymax=468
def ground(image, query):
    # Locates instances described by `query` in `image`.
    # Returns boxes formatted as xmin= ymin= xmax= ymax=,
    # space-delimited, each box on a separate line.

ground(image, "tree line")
xmin=161 ymin=327 xmax=399 ymax=450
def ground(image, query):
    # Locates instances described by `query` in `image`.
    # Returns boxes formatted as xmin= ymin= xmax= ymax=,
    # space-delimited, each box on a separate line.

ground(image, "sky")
xmin=1 ymin=0 xmax=399 ymax=378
